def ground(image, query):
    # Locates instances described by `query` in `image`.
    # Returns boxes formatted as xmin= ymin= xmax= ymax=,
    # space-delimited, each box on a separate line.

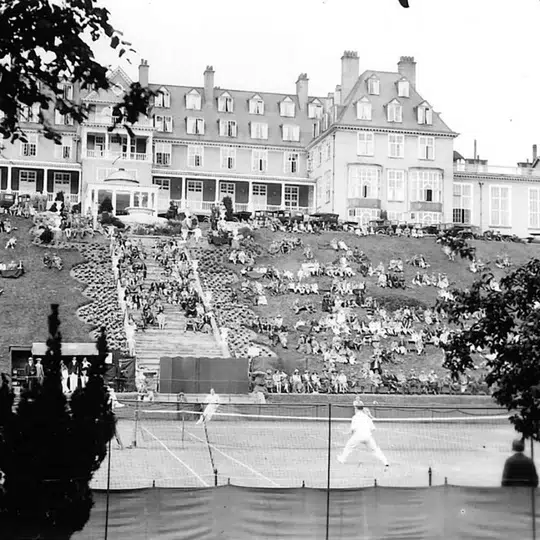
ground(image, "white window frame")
xmin=218 ymin=93 xmax=234 ymax=113
xmin=187 ymin=145 xmax=204 ymax=168
xmin=285 ymin=152 xmax=299 ymax=174
xmin=489 ymin=185 xmax=511 ymax=227
xmin=530 ymin=187 xmax=540 ymax=229
xmin=356 ymin=99 xmax=372 ymax=121
xmin=387 ymin=170 xmax=405 ymax=201
xmin=417 ymin=105 xmax=433 ymax=125
xmin=250 ymin=122 xmax=268 ymax=140
xmin=20 ymin=134 xmax=38 ymax=157
xmin=397 ymin=80 xmax=410 ymax=98
xmin=186 ymin=117 xmax=205 ymax=135
xmin=312 ymin=122 xmax=321 ymax=138
xmin=453 ymin=182 xmax=473 ymax=225
xmin=220 ymin=147 xmax=236 ymax=170
xmin=153 ymin=177 xmax=171 ymax=193
xmin=55 ymin=109 xmax=74 ymax=126
xmin=187 ymin=180 xmax=203 ymax=200
xmin=418 ymin=136 xmax=435 ymax=160
xmin=388 ymin=134 xmax=405 ymax=158
xmin=219 ymin=119 xmax=237 ymax=137
xmin=154 ymin=142 xmax=172 ymax=166
xmin=53 ymin=172 xmax=71 ymax=194
xmin=282 ymin=124 xmax=300 ymax=142
xmin=387 ymin=101 xmax=403 ymax=123
xmin=367 ymin=77 xmax=380 ymax=96
xmin=252 ymin=149 xmax=268 ymax=172
xmin=54 ymin=136 xmax=73 ymax=160
xmin=280 ymin=98 xmax=295 ymax=118
xmin=62 ymin=83 xmax=74 ymax=100
xmin=163 ymin=116 xmax=173 ymax=132
xmin=410 ymin=170 xmax=443 ymax=203
xmin=348 ymin=207 xmax=380 ymax=225
xmin=308 ymin=102 xmax=323 ymax=119
xmin=155 ymin=88 xmax=171 ymax=108
xmin=19 ymin=169 xmax=38 ymax=193
xmin=348 ymin=166 xmax=381 ymax=199
xmin=357 ymin=131 xmax=374 ymax=156
xmin=324 ymin=170 xmax=331 ymax=203
xmin=186 ymin=90 xmax=202 ymax=110
xmin=249 ymin=97 xmax=265 ymax=115
xmin=284 ymin=186 xmax=299 ymax=209
xmin=220 ymin=181 xmax=236 ymax=199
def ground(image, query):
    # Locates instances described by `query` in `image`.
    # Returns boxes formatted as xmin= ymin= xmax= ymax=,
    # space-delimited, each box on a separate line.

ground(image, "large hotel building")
xmin=1 ymin=51 xmax=540 ymax=237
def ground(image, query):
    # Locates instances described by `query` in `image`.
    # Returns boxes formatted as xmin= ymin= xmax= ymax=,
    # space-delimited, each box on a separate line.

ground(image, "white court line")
xmin=182 ymin=427 xmax=281 ymax=487
xmin=141 ymin=426 xmax=209 ymax=487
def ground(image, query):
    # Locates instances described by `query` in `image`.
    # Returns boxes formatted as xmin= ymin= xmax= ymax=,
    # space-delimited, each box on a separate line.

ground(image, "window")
xmin=21 ymin=103 xmax=40 ymax=123
xmin=154 ymin=115 xmax=173 ymax=132
xmin=357 ymin=132 xmax=374 ymax=156
xmin=284 ymin=186 xmax=299 ymax=209
xmin=55 ymin=110 xmax=74 ymax=125
xmin=314 ymin=146 xmax=321 ymax=168
xmin=249 ymin=96 xmax=265 ymax=115
xmin=220 ymin=182 xmax=235 ymax=198
xmin=530 ymin=188 xmax=540 ymax=229
xmin=61 ymin=83 xmax=74 ymax=100
xmin=387 ymin=170 xmax=405 ymax=201
xmin=419 ymin=136 xmax=435 ymax=160
xmin=308 ymin=101 xmax=323 ymax=119
xmin=53 ymin=172 xmax=71 ymax=193
xmin=186 ymin=90 xmax=202 ymax=110
xmin=367 ymin=77 xmax=380 ymax=95
xmin=19 ymin=170 xmax=37 ymax=192
xmin=490 ymin=185 xmax=511 ymax=227
xmin=397 ymin=80 xmax=410 ymax=98
xmin=55 ymin=136 xmax=72 ymax=159
xmin=220 ymin=147 xmax=236 ymax=169
xmin=285 ymin=152 xmax=299 ymax=174
xmin=453 ymin=183 xmax=473 ymax=224
xmin=282 ymin=124 xmax=300 ymax=142
xmin=410 ymin=170 xmax=443 ymax=203
xmin=417 ymin=104 xmax=433 ymax=125
xmin=348 ymin=166 xmax=381 ymax=199
xmin=387 ymin=100 xmax=402 ymax=122
xmin=312 ymin=122 xmax=321 ymax=138
xmin=356 ymin=98 xmax=372 ymax=120
xmin=154 ymin=142 xmax=172 ymax=166
xmin=280 ymin=98 xmax=295 ymax=117
xmin=186 ymin=117 xmax=205 ymax=134
xmin=250 ymin=122 xmax=268 ymax=140
xmin=155 ymin=88 xmax=171 ymax=108
xmin=219 ymin=120 xmax=237 ymax=137
xmin=307 ymin=151 xmax=313 ymax=172
xmin=252 ymin=149 xmax=268 ymax=172
xmin=348 ymin=207 xmax=380 ymax=225
xmin=415 ymin=212 xmax=442 ymax=226
xmin=388 ymin=134 xmax=404 ymax=158
xmin=187 ymin=145 xmax=204 ymax=168
xmin=20 ymin=134 xmax=38 ymax=157
xmin=218 ymin=93 xmax=234 ymax=113
xmin=323 ymin=140 xmax=331 ymax=162
xmin=153 ymin=178 xmax=170 ymax=192
xmin=323 ymin=170 xmax=331 ymax=203
xmin=387 ymin=211 xmax=403 ymax=222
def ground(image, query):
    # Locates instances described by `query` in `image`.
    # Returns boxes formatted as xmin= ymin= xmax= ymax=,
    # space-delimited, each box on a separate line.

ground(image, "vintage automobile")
xmin=0 ymin=192 xmax=15 ymax=210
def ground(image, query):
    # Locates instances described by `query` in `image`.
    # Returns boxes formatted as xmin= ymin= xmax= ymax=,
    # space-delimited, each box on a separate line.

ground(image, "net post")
xmin=302 ymin=480 xmax=305 ymax=488
xmin=131 ymin=398 xmax=140 ymax=448
xmin=428 ymin=467 xmax=432 ymax=487
xmin=374 ymin=479 xmax=377 ymax=487
xmin=325 ymin=403 xmax=331 ymax=540
xmin=444 ymin=477 xmax=448 ymax=486
xmin=227 ymin=477 xmax=231 ymax=485
xmin=214 ymin=469 xmax=218 ymax=487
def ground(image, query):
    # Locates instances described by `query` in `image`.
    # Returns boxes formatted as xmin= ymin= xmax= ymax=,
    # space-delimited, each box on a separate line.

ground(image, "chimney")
xmin=334 ymin=85 xmax=342 ymax=106
xmin=296 ymin=73 xmax=309 ymax=111
xmin=397 ymin=56 xmax=416 ymax=87
xmin=204 ymin=65 xmax=215 ymax=107
xmin=534 ymin=144 xmax=538 ymax=162
xmin=341 ymin=51 xmax=359 ymax=102
xmin=326 ymin=93 xmax=334 ymax=111
xmin=138 ymin=59 xmax=149 ymax=87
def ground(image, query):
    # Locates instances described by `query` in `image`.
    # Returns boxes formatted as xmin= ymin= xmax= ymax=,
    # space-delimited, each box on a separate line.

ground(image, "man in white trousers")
xmin=337 ymin=398 xmax=389 ymax=468
xmin=196 ymin=388 xmax=220 ymax=424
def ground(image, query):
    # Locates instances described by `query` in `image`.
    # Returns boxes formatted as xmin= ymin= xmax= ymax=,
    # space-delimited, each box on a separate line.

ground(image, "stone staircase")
xmin=131 ymin=238 xmax=224 ymax=375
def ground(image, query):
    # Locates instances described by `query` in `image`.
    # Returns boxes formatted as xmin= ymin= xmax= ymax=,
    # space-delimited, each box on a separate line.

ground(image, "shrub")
xmin=222 ymin=196 xmax=234 ymax=221
xmin=98 ymin=197 xmax=113 ymax=214
xmin=54 ymin=191 xmax=65 ymax=203
xmin=99 ymin=213 xmax=125 ymax=229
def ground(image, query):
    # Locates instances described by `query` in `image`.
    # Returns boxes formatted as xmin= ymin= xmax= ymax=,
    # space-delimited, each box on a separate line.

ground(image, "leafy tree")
xmin=99 ymin=196 xmax=114 ymax=214
xmin=222 ymin=196 xmax=234 ymax=221
xmin=398 ymin=0 xmax=410 ymax=6
xmin=437 ymin=261 xmax=540 ymax=442
xmin=0 ymin=304 xmax=115 ymax=539
xmin=0 ymin=0 xmax=154 ymax=144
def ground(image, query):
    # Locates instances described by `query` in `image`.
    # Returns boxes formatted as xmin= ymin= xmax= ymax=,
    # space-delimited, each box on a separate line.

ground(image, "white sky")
xmin=94 ymin=0 xmax=540 ymax=166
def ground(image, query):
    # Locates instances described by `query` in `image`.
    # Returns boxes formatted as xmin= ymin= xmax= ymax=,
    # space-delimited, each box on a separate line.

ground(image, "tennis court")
xmin=90 ymin=402 xmax=535 ymax=490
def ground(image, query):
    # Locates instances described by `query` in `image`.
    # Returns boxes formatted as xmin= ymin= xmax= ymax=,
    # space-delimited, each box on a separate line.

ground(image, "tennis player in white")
xmin=196 ymin=388 xmax=220 ymax=424
xmin=337 ymin=398 xmax=389 ymax=468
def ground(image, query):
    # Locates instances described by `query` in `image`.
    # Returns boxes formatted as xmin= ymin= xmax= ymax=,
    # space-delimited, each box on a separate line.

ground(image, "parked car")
xmin=309 ymin=213 xmax=340 ymax=229
xmin=0 ymin=193 xmax=15 ymax=210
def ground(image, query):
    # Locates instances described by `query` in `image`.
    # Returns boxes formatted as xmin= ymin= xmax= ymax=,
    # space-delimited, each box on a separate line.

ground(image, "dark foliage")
xmin=0 ymin=305 xmax=115 ymax=538
xmin=0 ymin=0 xmax=154 ymax=144
xmin=373 ymin=293 xmax=427 ymax=312
xmin=98 ymin=197 xmax=113 ymax=214
xmin=222 ymin=196 xmax=234 ymax=221
xmin=436 ymin=260 xmax=540 ymax=441
xmin=39 ymin=227 xmax=54 ymax=245
xmin=54 ymin=191 xmax=65 ymax=203
xmin=99 ymin=212 xmax=125 ymax=229
xmin=436 ymin=231 xmax=476 ymax=261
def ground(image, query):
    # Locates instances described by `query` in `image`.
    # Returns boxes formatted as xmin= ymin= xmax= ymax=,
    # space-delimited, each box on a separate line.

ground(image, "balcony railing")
xmin=86 ymin=149 xmax=150 ymax=162
xmin=185 ymin=200 xmax=215 ymax=212
xmin=454 ymin=163 xmax=540 ymax=178
xmin=6 ymin=191 xmax=79 ymax=204
xmin=86 ymin=113 xmax=152 ymax=127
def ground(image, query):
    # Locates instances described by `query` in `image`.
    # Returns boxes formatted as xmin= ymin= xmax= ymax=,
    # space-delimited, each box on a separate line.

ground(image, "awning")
xmin=31 ymin=342 xmax=99 ymax=357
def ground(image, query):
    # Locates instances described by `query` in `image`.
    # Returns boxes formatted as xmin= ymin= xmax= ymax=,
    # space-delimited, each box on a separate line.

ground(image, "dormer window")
xmin=186 ymin=89 xmax=202 ymax=110
xmin=356 ymin=97 xmax=372 ymax=121
xmin=387 ymin=99 xmax=402 ymax=123
xmin=367 ymin=76 xmax=380 ymax=96
xmin=417 ymin=102 xmax=433 ymax=125
xmin=249 ymin=95 xmax=265 ymax=115
xmin=112 ymin=83 xmax=124 ymax=97
xmin=218 ymin=92 xmax=234 ymax=113
xmin=308 ymin=100 xmax=323 ymax=119
xmin=280 ymin=97 xmax=295 ymax=118
xmin=155 ymin=87 xmax=171 ymax=108
xmin=397 ymin=79 xmax=409 ymax=98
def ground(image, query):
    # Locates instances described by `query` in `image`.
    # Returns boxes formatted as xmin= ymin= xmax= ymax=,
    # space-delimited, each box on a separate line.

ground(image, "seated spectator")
xmin=502 ymin=439 xmax=538 ymax=487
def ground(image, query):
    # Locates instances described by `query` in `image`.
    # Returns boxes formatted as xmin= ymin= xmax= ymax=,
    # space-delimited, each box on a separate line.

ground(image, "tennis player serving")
xmin=196 ymin=388 xmax=220 ymax=424
xmin=337 ymin=398 xmax=389 ymax=468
